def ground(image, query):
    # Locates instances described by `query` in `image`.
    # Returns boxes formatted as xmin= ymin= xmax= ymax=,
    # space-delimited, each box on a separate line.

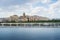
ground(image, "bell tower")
xmin=23 ymin=12 xmax=26 ymax=17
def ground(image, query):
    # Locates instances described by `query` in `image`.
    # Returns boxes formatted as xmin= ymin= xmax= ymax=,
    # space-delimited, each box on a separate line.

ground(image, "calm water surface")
xmin=0 ymin=26 xmax=60 ymax=40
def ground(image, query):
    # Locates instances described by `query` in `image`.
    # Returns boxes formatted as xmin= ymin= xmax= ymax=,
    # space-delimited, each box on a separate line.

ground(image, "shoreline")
xmin=0 ymin=23 xmax=60 ymax=28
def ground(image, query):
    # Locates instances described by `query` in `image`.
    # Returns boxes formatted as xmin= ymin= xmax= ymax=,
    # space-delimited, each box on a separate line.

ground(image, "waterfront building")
xmin=19 ymin=13 xmax=49 ymax=22
xmin=19 ymin=13 xmax=28 ymax=21
xmin=0 ymin=18 xmax=4 ymax=22
xmin=8 ymin=15 xmax=19 ymax=22
xmin=2 ymin=12 xmax=49 ymax=22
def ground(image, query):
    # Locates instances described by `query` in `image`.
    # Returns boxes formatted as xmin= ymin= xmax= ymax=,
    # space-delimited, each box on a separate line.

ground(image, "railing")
xmin=0 ymin=23 xmax=60 ymax=28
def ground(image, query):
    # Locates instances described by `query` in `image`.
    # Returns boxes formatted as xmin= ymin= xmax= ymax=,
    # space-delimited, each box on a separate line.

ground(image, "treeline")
xmin=0 ymin=19 xmax=60 ymax=23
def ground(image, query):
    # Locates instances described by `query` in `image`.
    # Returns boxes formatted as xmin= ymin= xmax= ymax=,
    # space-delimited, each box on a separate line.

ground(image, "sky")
xmin=0 ymin=0 xmax=60 ymax=19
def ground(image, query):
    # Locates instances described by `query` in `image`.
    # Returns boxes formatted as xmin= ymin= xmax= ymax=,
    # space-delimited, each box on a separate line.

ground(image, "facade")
xmin=19 ymin=13 xmax=28 ymax=21
xmin=4 ymin=12 xmax=49 ymax=22
xmin=8 ymin=15 xmax=19 ymax=22
xmin=0 ymin=18 xmax=4 ymax=22
xmin=30 ymin=16 xmax=49 ymax=21
xmin=19 ymin=13 xmax=49 ymax=21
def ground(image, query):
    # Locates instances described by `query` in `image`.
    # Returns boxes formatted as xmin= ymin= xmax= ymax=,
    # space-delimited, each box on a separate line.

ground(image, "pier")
xmin=0 ymin=23 xmax=60 ymax=28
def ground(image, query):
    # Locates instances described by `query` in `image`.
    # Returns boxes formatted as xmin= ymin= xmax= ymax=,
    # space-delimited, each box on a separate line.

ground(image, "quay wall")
xmin=0 ymin=23 xmax=60 ymax=28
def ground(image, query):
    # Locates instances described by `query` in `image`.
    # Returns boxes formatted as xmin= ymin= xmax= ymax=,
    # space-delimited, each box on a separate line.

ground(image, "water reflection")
xmin=0 ymin=28 xmax=60 ymax=40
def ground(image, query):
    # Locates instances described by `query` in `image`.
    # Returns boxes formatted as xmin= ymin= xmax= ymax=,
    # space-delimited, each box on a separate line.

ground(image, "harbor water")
xmin=0 ymin=26 xmax=60 ymax=40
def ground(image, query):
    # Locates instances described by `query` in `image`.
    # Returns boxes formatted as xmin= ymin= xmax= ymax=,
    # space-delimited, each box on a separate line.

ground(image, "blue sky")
xmin=0 ymin=0 xmax=60 ymax=19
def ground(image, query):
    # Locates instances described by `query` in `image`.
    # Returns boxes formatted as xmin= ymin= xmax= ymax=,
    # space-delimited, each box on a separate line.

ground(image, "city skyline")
xmin=0 ymin=0 xmax=60 ymax=19
xmin=0 ymin=13 xmax=49 ymax=23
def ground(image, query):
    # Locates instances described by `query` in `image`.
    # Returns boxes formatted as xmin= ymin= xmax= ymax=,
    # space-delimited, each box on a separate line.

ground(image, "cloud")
xmin=0 ymin=0 xmax=60 ymax=19
xmin=0 ymin=0 xmax=56 ymax=7
xmin=48 ymin=0 xmax=60 ymax=18
xmin=39 ymin=0 xmax=51 ymax=4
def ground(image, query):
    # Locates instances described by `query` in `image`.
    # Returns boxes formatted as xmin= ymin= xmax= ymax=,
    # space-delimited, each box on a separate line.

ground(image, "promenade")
xmin=0 ymin=23 xmax=60 ymax=28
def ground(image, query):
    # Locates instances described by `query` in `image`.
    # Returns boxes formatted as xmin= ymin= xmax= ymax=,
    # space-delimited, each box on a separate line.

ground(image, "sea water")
xmin=0 ymin=26 xmax=60 ymax=40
